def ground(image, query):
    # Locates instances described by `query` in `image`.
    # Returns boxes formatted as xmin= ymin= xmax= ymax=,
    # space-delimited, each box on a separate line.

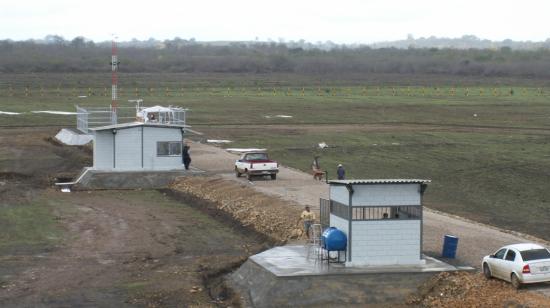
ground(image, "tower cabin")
xmin=321 ymin=179 xmax=430 ymax=266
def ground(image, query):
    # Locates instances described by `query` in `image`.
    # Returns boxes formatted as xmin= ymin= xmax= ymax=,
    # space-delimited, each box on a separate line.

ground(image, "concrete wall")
xmin=230 ymin=259 xmax=436 ymax=307
xmin=93 ymin=131 xmax=113 ymax=169
xmin=93 ymin=126 xmax=184 ymax=171
xmin=143 ymin=126 xmax=183 ymax=170
xmin=352 ymin=183 xmax=421 ymax=206
xmin=114 ymin=126 xmax=142 ymax=170
xmin=329 ymin=185 xmax=349 ymax=205
xmin=75 ymin=169 xmax=187 ymax=190
xmin=351 ymin=220 xmax=421 ymax=265
xmin=330 ymin=214 xmax=349 ymax=236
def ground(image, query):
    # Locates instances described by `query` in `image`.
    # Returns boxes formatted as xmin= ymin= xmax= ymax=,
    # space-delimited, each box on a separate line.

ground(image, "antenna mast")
xmin=111 ymin=38 xmax=119 ymax=113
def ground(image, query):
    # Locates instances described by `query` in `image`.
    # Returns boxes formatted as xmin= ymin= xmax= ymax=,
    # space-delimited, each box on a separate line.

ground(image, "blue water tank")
xmin=322 ymin=227 xmax=347 ymax=251
xmin=442 ymin=235 xmax=459 ymax=258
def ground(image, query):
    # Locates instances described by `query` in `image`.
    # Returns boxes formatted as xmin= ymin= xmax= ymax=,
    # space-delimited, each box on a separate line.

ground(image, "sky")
xmin=1 ymin=0 xmax=549 ymax=44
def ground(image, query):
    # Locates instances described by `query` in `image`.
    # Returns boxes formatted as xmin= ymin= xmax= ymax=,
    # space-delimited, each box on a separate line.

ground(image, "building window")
xmin=351 ymin=205 xmax=421 ymax=220
xmin=328 ymin=201 xmax=422 ymax=221
xmin=157 ymin=141 xmax=182 ymax=156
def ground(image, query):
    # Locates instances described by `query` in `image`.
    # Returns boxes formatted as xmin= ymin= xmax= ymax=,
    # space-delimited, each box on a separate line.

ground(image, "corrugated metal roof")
xmin=90 ymin=122 xmax=189 ymax=131
xmin=328 ymin=179 xmax=431 ymax=185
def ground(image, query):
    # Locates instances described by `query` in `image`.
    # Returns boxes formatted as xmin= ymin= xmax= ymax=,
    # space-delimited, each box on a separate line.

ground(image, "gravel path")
xmin=190 ymin=141 xmax=550 ymax=295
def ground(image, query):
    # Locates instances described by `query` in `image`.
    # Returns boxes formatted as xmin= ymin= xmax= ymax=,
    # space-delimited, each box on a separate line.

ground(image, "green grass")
xmin=1 ymin=73 xmax=550 ymax=240
xmin=0 ymin=199 xmax=63 ymax=254
xmin=1 ymin=80 xmax=549 ymax=129
xmin=121 ymin=281 xmax=150 ymax=292
xmin=223 ymin=128 xmax=550 ymax=240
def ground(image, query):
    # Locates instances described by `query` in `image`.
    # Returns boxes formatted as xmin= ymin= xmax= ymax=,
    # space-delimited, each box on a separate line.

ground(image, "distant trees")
xmin=1 ymin=37 xmax=550 ymax=78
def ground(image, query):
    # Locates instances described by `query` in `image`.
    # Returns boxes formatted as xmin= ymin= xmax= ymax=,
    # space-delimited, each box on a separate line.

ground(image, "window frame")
xmin=494 ymin=248 xmax=507 ymax=259
xmin=505 ymin=249 xmax=516 ymax=261
xmin=244 ymin=153 xmax=269 ymax=161
xmin=520 ymin=249 xmax=550 ymax=261
xmin=156 ymin=141 xmax=182 ymax=157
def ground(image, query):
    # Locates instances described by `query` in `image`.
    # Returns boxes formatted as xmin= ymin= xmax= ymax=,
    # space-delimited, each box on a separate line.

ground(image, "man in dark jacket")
xmin=182 ymin=144 xmax=191 ymax=170
xmin=337 ymin=164 xmax=345 ymax=180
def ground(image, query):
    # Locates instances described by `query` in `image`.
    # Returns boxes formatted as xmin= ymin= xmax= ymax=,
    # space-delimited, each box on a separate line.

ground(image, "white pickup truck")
xmin=235 ymin=152 xmax=279 ymax=180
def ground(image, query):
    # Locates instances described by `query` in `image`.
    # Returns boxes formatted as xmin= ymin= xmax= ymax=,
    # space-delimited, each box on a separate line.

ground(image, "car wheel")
xmin=235 ymin=168 xmax=241 ymax=178
xmin=483 ymin=263 xmax=492 ymax=279
xmin=511 ymin=273 xmax=521 ymax=289
xmin=270 ymin=174 xmax=277 ymax=180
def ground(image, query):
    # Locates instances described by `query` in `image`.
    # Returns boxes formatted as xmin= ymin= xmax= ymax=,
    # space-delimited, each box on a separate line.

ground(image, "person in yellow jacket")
xmin=300 ymin=206 xmax=315 ymax=239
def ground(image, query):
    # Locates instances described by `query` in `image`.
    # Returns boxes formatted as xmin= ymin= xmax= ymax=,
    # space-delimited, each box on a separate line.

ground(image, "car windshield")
xmin=520 ymin=249 xmax=550 ymax=261
xmin=246 ymin=153 xmax=268 ymax=160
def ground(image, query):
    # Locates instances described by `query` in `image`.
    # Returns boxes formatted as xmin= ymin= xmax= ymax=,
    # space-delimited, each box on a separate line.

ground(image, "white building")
xmin=90 ymin=122 xmax=186 ymax=171
xmin=322 ymin=179 xmax=430 ymax=266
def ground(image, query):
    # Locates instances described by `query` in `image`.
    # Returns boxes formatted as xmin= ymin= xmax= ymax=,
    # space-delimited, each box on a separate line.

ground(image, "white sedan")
xmin=482 ymin=243 xmax=550 ymax=289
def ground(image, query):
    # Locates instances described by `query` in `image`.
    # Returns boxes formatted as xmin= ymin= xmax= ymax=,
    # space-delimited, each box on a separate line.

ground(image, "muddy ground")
xmin=0 ymin=128 xmax=268 ymax=307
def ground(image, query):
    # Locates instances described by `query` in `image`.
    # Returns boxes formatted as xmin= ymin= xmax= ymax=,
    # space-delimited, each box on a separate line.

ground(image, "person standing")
xmin=311 ymin=156 xmax=323 ymax=181
xmin=182 ymin=144 xmax=191 ymax=170
xmin=337 ymin=164 xmax=345 ymax=180
xmin=300 ymin=206 xmax=315 ymax=239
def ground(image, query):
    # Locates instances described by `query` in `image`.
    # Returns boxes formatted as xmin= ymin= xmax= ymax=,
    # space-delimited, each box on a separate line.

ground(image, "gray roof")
xmin=90 ymin=122 xmax=190 ymax=131
xmin=328 ymin=179 xmax=431 ymax=185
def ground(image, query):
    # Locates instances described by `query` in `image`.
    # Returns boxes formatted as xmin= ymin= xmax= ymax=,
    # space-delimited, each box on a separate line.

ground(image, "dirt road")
xmin=190 ymin=141 xmax=550 ymax=296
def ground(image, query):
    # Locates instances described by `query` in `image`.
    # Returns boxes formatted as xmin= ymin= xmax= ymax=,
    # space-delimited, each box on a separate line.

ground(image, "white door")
xmin=501 ymin=249 xmax=518 ymax=282
xmin=490 ymin=248 xmax=508 ymax=279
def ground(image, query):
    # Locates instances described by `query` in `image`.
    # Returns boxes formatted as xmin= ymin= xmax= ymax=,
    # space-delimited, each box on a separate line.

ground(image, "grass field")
xmin=1 ymin=73 xmax=550 ymax=240
xmin=0 ymin=197 xmax=64 ymax=254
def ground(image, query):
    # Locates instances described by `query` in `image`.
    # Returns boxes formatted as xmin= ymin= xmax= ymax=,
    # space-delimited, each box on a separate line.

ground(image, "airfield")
xmin=1 ymin=72 xmax=550 ymax=306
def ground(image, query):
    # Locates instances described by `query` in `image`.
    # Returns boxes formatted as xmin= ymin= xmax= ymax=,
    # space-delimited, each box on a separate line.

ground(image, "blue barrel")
xmin=322 ymin=227 xmax=347 ymax=251
xmin=442 ymin=235 xmax=459 ymax=258
xmin=321 ymin=227 xmax=333 ymax=248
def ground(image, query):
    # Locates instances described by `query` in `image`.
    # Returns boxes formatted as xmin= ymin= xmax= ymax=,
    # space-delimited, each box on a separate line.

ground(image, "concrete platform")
xmin=55 ymin=128 xmax=93 ymax=145
xmin=250 ymin=245 xmax=471 ymax=277
xmin=229 ymin=245 xmax=474 ymax=307
xmin=72 ymin=167 xmax=204 ymax=190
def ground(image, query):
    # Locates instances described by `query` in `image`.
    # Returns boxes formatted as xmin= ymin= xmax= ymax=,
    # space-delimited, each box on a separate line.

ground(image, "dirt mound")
xmin=171 ymin=176 xmax=306 ymax=243
xmin=407 ymin=271 xmax=550 ymax=307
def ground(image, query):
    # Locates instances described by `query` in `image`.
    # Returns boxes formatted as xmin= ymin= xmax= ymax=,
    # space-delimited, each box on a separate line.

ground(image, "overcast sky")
xmin=1 ymin=0 xmax=549 ymax=43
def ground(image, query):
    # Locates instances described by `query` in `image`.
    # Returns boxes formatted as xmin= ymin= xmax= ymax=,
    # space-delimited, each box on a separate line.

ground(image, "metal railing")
xmin=76 ymin=106 xmax=116 ymax=133
xmin=330 ymin=200 xmax=349 ymax=220
xmin=351 ymin=205 xmax=421 ymax=221
xmin=320 ymin=198 xmax=330 ymax=230
xmin=76 ymin=105 xmax=187 ymax=133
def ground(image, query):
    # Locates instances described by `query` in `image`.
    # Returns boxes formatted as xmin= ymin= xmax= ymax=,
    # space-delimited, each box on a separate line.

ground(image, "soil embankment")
xmin=409 ymin=272 xmax=550 ymax=307
xmin=171 ymin=176 xmax=306 ymax=243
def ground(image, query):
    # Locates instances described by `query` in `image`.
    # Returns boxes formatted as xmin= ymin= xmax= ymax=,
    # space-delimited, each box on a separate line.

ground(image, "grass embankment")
xmin=170 ymin=177 xmax=303 ymax=243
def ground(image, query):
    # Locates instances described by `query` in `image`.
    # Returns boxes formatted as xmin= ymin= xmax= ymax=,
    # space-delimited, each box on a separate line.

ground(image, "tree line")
xmin=1 ymin=37 xmax=550 ymax=78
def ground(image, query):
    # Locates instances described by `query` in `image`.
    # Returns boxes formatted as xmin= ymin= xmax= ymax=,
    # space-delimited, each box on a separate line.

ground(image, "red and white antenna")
xmin=111 ymin=36 xmax=119 ymax=113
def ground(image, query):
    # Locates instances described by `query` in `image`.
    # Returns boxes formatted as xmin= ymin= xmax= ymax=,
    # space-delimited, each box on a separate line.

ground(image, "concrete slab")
xmin=229 ymin=246 xmax=473 ymax=307
xmin=74 ymin=167 xmax=205 ymax=190
xmin=55 ymin=128 xmax=93 ymax=145
xmin=251 ymin=245 xmax=472 ymax=277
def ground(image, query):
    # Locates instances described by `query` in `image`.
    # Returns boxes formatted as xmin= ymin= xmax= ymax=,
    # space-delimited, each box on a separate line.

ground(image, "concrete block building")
xmin=321 ymin=179 xmax=430 ymax=266
xmin=90 ymin=122 xmax=186 ymax=171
